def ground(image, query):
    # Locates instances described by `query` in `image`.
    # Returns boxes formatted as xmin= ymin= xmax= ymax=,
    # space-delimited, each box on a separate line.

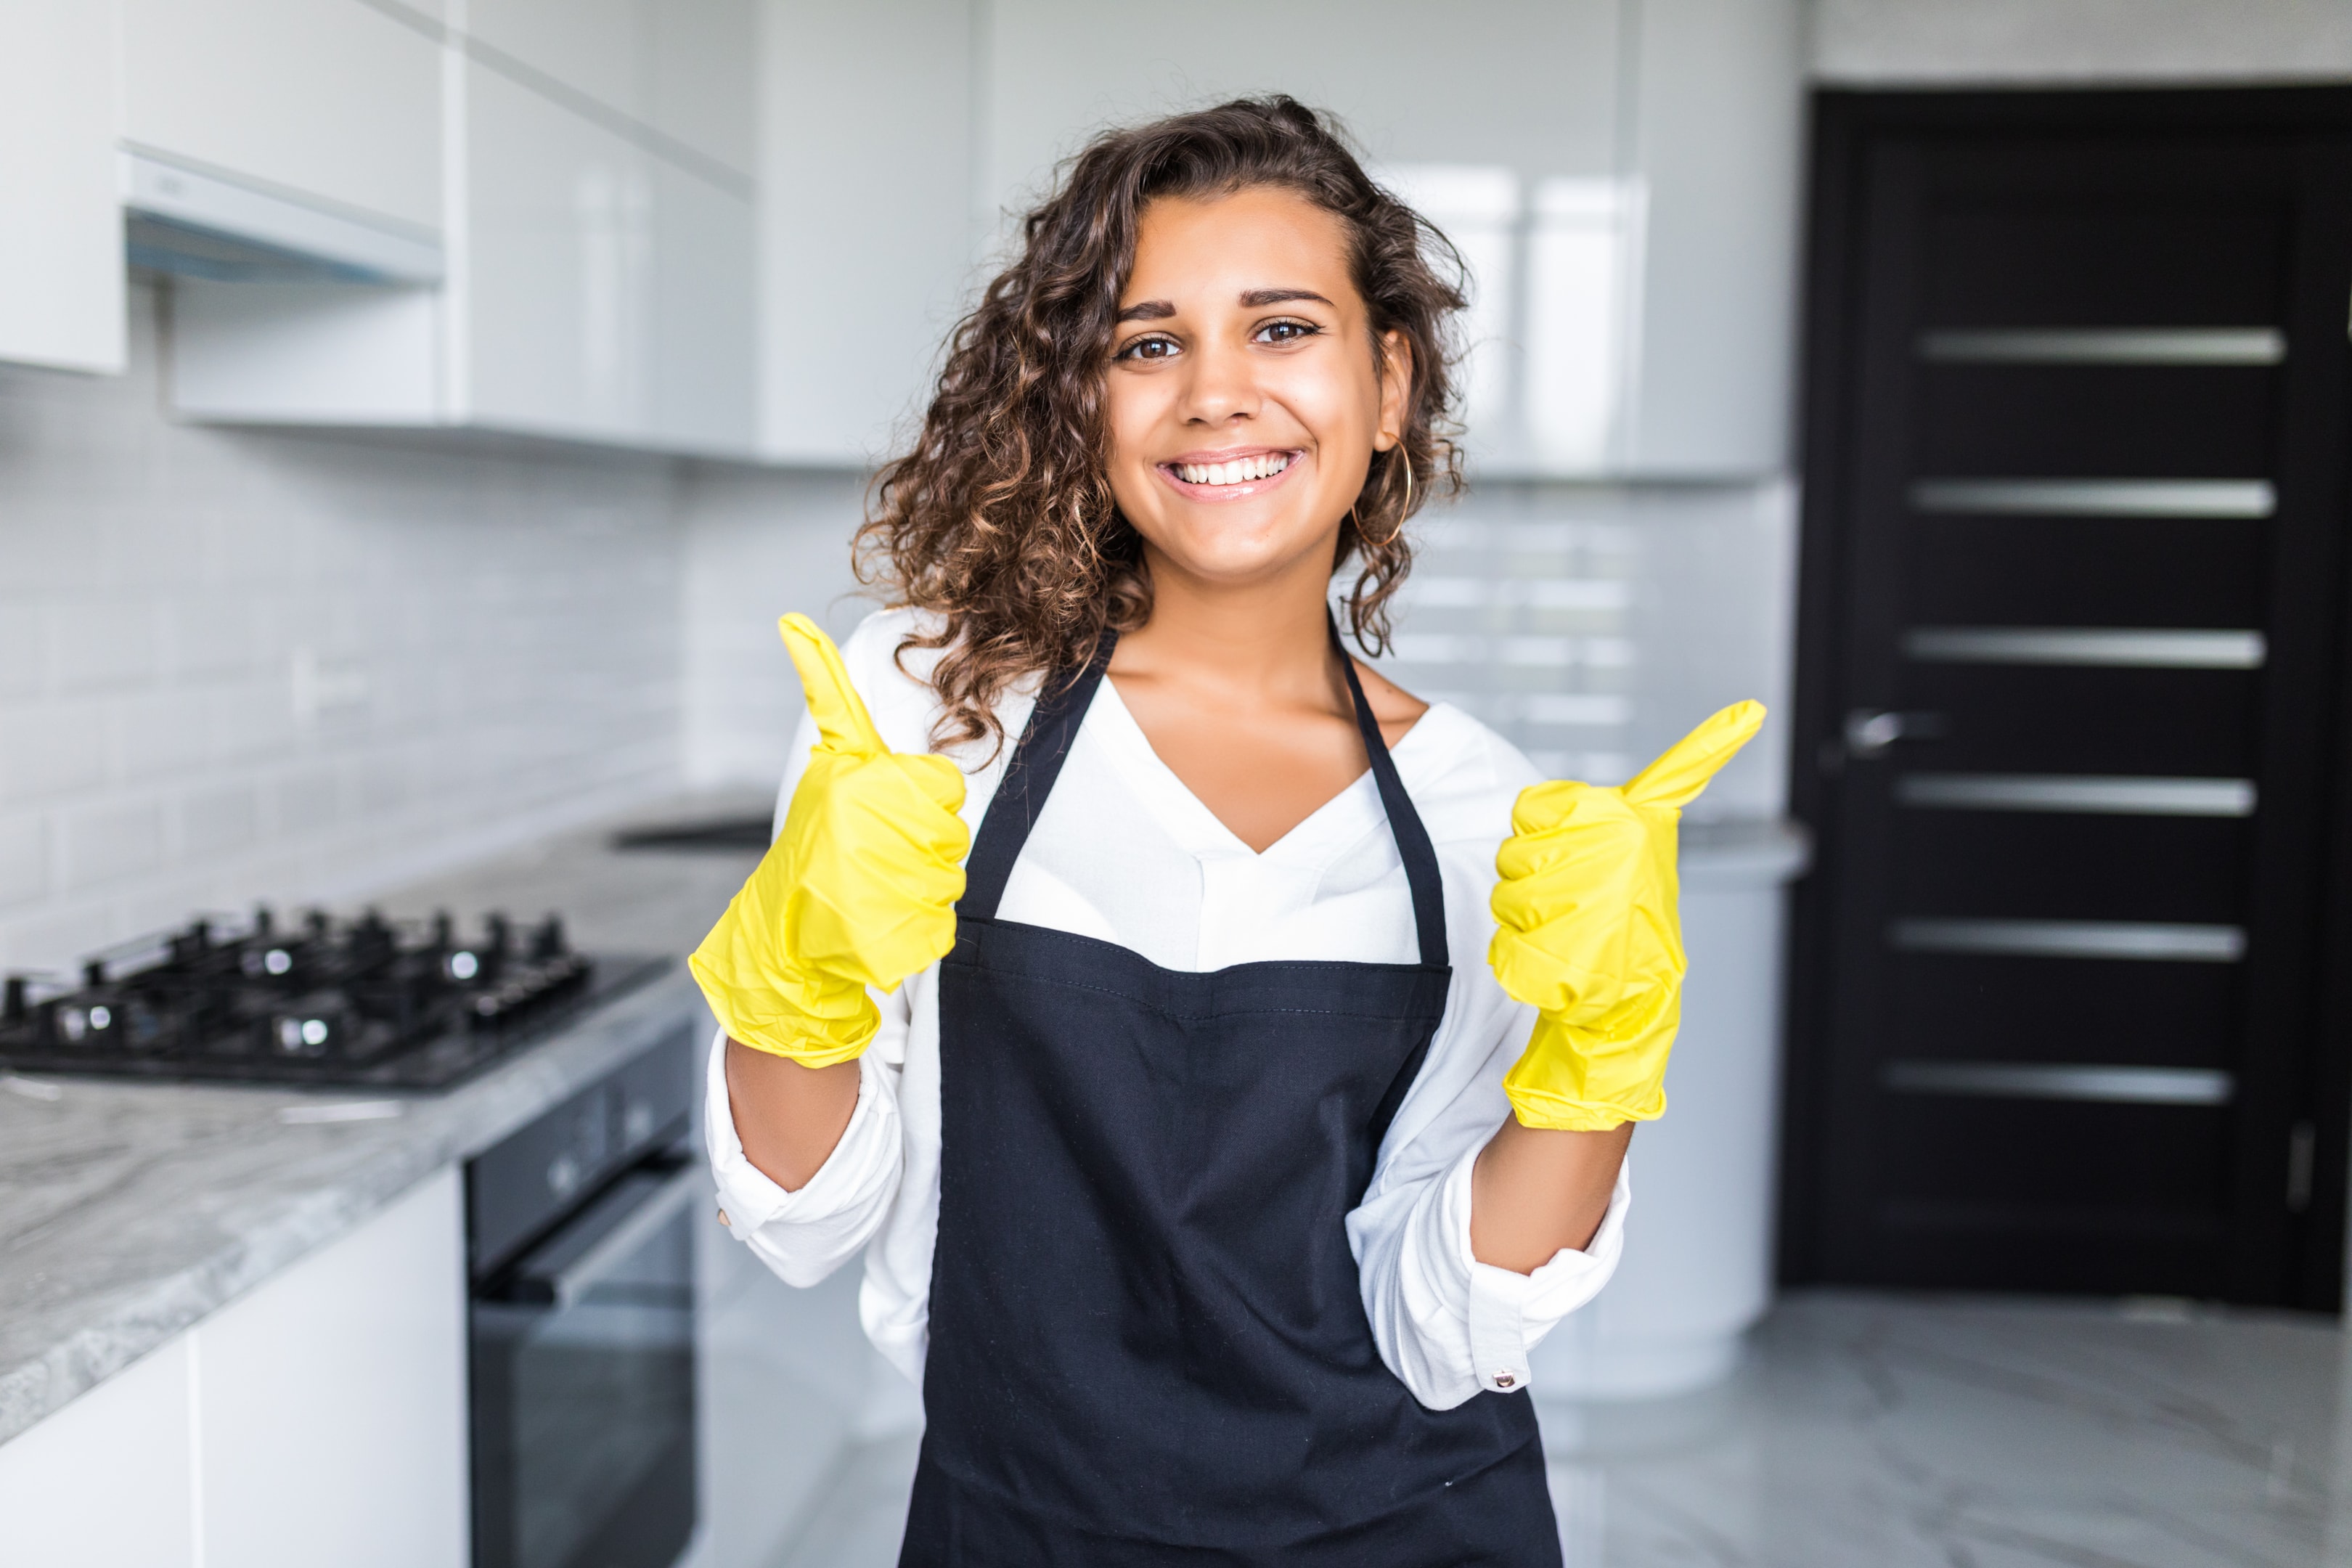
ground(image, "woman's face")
xmin=1104 ymin=186 xmax=1408 ymax=592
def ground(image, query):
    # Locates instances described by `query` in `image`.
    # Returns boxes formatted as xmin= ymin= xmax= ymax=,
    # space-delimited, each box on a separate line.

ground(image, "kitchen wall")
xmin=679 ymin=466 xmax=867 ymax=791
xmin=1380 ymin=477 xmax=1796 ymax=817
xmin=0 ymin=284 xmax=685 ymax=974
xmin=672 ymin=470 xmax=1799 ymax=819
xmin=1813 ymin=0 xmax=2352 ymax=81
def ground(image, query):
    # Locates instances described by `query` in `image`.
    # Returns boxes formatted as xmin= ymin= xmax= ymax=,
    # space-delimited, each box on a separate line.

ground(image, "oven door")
xmin=471 ymin=1151 xmax=701 ymax=1568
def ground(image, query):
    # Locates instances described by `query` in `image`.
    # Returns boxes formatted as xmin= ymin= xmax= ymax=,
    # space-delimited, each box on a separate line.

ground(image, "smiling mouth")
xmin=1161 ymin=451 xmax=1298 ymax=489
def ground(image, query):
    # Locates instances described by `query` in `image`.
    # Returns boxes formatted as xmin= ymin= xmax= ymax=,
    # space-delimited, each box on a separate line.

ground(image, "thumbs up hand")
xmin=1487 ymin=701 xmax=1765 ymax=1130
xmin=690 ymin=615 xmax=971 ymax=1066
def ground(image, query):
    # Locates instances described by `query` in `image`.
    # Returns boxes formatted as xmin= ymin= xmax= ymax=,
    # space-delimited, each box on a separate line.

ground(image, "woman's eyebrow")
xmin=1116 ymin=288 xmax=1334 ymax=322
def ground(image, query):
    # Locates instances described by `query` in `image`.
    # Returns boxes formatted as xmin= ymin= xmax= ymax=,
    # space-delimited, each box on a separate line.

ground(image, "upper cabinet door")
xmin=978 ymin=0 xmax=1802 ymax=481
xmin=0 ymin=0 xmax=123 ymax=372
xmin=1619 ymin=0 xmax=1804 ymax=477
xmin=462 ymin=60 xmax=655 ymax=444
xmin=642 ymin=0 xmax=756 ymax=179
xmin=468 ymin=0 xmax=754 ymax=179
xmin=467 ymin=0 xmax=642 ymax=122
xmin=162 ymin=1 xmax=758 ymax=457
xmin=119 ymin=0 xmax=443 ymax=237
xmin=650 ymin=157 xmax=756 ymax=454
xmin=759 ymin=0 xmax=976 ymax=465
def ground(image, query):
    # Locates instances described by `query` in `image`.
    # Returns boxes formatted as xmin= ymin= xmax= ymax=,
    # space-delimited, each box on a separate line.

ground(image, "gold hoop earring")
xmin=1396 ymin=447 xmax=1414 ymax=517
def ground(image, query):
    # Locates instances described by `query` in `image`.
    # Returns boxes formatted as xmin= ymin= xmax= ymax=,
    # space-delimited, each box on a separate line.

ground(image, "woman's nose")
xmin=1177 ymin=336 xmax=1259 ymax=425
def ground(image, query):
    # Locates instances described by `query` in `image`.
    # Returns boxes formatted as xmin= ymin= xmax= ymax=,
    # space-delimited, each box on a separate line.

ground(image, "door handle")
xmin=1843 ymin=709 xmax=1946 ymax=759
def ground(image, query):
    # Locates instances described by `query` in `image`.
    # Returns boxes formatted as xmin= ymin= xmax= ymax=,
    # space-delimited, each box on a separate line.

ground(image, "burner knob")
xmin=3 ymin=976 xmax=24 ymax=1024
xmin=432 ymin=910 xmax=454 ymax=948
xmin=304 ymin=909 xmax=330 ymax=939
xmin=83 ymin=959 xmax=106 ymax=988
xmin=253 ymin=904 xmax=274 ymax=936
xmin=170 ymin=918 xmax=214 ymax=965
xmin=531 ymin=915 xmax=567 ymax=960
xmin=486 ymin=912 xmax=512 ymax=959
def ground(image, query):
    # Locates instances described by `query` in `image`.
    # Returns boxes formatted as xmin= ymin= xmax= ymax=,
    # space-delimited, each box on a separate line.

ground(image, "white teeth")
xmin=1177 ymin=453 xmax=1291 ymax=486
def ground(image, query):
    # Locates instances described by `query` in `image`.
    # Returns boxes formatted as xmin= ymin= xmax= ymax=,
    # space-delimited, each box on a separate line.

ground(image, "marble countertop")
xmin=0 ymin=796 xmax=765 ymax=1447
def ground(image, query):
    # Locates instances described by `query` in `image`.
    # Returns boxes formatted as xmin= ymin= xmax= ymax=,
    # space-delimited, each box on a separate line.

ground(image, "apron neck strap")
xmin=1329 ymin=612 xmax=1449 ymax=970
xmin=959 ymin=613 xmax=1450 ymax=971
xmin=960 ymin=632 xmax=1117 ymax=924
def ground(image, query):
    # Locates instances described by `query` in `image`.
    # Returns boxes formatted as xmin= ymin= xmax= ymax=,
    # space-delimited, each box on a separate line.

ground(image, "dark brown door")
xmin=1786 ymin=89 xmax=2352 ymax=1309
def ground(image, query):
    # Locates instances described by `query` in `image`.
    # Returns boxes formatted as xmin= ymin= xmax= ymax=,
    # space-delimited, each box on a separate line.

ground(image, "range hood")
xmin=121 ymin=149 xmax=442 ymax=285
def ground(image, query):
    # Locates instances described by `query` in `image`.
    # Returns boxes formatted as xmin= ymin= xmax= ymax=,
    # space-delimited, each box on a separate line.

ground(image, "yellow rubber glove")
xmin=1488 ymin=701 xmax=1766 ymax=1130
xmin=688 ymin=615 xmax=969 ymax=1066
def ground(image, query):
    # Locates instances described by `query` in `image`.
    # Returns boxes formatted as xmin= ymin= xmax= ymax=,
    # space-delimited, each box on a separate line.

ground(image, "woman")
xmin=693 ymin=97 xmax=1760 ymax=1566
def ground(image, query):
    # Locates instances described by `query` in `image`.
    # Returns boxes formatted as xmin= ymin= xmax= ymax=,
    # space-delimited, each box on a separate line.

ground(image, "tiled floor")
xmin=767 ymin=1291 xmax=2349 ymax=1567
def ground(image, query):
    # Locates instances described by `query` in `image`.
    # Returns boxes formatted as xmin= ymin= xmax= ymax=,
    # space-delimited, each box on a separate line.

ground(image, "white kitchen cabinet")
xmin=168 ymin=44 xmax=758 ymax=456
xmin=652 ymin=157 xmax=759 ymax=453
xmin=0 ymin=1338 xmax=197 ymax=1568
xmin=980 ymin=0 xmax=1801 ymax=480
xmin=757 ymin=0 xmax=977 ymax=464
xmin=469 ymin=0 xmax=756 ymax=177
xmin=1617 ymin=0 xmax=1805 ymax=476
xmin=463 ymin=59 xmax=656 ymax=442
xmin=644 ymin=0 xmax=759 ymax=177
xmin=469 ymin=0 xmax=642 ymax=123
xmin=982 ymin=0 xmax=1621 ymax=219
xmin=464 ymin=56 xmax=757 ymax=452
xmin=191 ymin=1167 xmax=469 ymax=1568
xmin=119 ymin=0 xmax=444 ymax=237
xmin=169 ymin=278 xmax=441 ymax=423
xmin=0 ymin=1169 xmax=465 ymax=1568
xmin=0 ymin=0 xmax=124 ymax=372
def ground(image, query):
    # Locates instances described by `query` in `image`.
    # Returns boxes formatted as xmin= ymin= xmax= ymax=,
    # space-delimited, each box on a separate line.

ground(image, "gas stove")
xmin=0 ymin=909 xmax=667 ymax=1090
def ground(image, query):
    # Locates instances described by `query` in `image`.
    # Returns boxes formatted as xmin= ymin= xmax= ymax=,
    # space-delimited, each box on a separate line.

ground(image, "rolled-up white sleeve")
xmin=705 ymin=984 xmax=913 ymax=1288
xmin=1349 ymin=967 xmax=1631 ymax=1410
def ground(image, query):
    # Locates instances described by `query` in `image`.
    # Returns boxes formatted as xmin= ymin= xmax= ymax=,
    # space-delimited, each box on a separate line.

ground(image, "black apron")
xmin=902 ymin=624 xmax=1561 ymax=1567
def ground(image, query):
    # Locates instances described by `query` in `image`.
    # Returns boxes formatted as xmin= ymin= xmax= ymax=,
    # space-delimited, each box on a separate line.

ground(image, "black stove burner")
xmin=0 ymin=908 xmax=667 ymax=1090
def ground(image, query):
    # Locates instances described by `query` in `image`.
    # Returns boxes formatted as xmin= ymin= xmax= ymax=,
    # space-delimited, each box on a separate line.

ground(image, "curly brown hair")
xmin=855 ymin=94 xmax=1469 ymax=754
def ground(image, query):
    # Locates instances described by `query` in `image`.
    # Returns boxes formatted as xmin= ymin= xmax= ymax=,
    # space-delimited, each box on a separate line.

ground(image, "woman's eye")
xmin=1256 ymin=319 xmax=1320 ymax=345
xmin=1117 ymin=335 xmax=1178 ymax=362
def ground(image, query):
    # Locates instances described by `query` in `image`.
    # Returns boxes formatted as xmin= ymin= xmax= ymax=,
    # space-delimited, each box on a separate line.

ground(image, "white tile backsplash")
xmin=1384 ymin=478 xmax=1794 ymax=815
xmin=0 ymin=284 xmax=690 ymax=973
xmin=680 ymin=466 xmax=870 ymax=792
xmin=674 ymin=471 xmax=1799 ymax=825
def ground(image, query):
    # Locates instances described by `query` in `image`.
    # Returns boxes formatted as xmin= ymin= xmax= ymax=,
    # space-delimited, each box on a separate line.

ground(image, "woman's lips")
xmin=1156 ymin=449 xmax=1303 ymax=502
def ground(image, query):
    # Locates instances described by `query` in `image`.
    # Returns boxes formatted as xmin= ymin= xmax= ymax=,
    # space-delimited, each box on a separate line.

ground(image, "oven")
xmin=467 ymin=1024 xmax=700 ymax=1568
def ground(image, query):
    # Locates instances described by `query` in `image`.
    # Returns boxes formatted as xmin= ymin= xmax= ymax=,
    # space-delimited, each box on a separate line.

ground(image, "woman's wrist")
xmin=725 ymin=1038 xmax=862 ymax=1193
xmin=1467 ymin=1116 xmax=1632 ymax=1274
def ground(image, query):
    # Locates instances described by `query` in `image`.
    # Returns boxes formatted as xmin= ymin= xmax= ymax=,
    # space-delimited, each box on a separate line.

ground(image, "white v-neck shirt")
xmin=706 ymin=608 xmax=1629 ymax=1411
